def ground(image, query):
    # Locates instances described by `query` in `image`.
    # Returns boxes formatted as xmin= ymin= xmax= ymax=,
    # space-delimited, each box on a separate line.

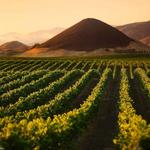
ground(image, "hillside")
xmin=2 ymin=18 xmax=149 ymax=57
xmin=141 ymin=36 xmax=150 ymax=45
xmin=117 ymin=21 xmax=150 ymax=46
xmin=40 ymin=18 xmax=133 ymax=51
xmin=0 ymin=41 xmax=29 ymax=56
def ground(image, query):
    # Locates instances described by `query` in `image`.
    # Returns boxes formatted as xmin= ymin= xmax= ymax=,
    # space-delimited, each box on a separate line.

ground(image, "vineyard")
xmin=0 ymin=56 xmax=150 ymax=150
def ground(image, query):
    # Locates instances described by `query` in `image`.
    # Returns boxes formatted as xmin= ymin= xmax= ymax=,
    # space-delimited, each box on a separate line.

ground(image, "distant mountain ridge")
xmin=0 ymin=27 xmax=65 ymax=45
xmin=117 ymin=21 xmax=150 ymax=46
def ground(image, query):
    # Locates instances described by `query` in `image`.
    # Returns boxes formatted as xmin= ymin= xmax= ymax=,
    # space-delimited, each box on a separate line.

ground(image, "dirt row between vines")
xmin=71 ymin=70 xmax=120 ymax=150
xmin=129 ymin=76 xmax=150 ymax=124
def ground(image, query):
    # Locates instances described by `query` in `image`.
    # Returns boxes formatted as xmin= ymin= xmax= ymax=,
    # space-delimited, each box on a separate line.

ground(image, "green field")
xmin=0 ymin=55 xmax=150 ymax=150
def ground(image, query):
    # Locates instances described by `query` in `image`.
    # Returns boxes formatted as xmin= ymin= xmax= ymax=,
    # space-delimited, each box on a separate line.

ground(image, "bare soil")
xmin=72 ymin=74 xmax=120 ymax=150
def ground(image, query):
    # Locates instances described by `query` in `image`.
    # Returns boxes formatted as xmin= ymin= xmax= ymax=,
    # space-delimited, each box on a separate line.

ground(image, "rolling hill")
xmin=40 ymin=18 xmax=133 ymax=51
xmin=117 ymin=21 xmax=150 ymax=46
xmin=0 ymin=41 xmax=29 ymax=56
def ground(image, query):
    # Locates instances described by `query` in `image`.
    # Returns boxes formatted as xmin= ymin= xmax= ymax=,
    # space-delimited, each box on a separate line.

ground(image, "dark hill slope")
xmin=41 ymin=18 xmax=133 ymax=51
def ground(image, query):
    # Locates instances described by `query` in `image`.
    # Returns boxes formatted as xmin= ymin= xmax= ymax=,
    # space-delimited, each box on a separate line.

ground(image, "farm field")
xmin=0 ymin=56 xmax=150 ymax=150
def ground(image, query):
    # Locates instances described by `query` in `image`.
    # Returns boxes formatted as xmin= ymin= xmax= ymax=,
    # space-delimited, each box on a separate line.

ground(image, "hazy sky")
xmin=0 ymin=0 xmax=149 ymax=34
